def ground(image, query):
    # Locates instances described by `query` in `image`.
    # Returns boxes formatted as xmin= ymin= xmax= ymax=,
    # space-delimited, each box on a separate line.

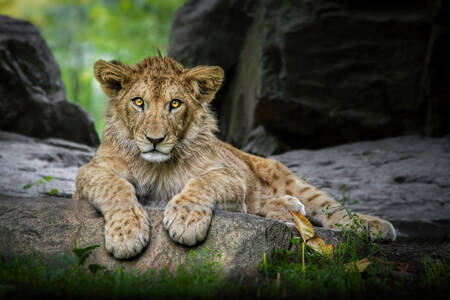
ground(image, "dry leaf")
xmin=306 ymin=236 xmax=334 ymax=259
xmin=289 ymin=210 xmax=335 ymax=259
xmin=290 ymin=211 xmax=315 ymax=241
xmin=344 ymin=257 xmax=371 ymax=273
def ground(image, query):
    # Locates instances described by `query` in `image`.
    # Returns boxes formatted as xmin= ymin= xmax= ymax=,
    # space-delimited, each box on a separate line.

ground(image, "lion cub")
xmin=74 ymin=56 xmax=396 ymax=259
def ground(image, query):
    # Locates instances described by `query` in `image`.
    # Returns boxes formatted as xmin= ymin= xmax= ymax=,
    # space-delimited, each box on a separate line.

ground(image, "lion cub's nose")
xmin=145 ymin=134 xmax=167 ymax=145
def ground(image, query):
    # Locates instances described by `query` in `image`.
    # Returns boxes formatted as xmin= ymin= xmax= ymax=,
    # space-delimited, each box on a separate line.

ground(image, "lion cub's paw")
xmin=104 ymin=206 xmax=151 ymax=259
xmin=356 ymin=214 xmax=397 ymax=242
xmin=262 ymin=195 xmax=306 ymax=223
xmin=280 ymin=195 xmax=306 ymax=215
xmin=163 ymin=196 xmax=213 ymax=246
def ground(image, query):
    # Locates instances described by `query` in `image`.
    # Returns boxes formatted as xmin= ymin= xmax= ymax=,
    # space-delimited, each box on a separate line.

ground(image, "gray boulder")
xmin=272 ymin=134 xmax=450 ymax=240
xmin=168 ymin=0 xmax=450 ymax=155
xmin=0 ymin=194 xmax=340 ymax=277
xmin=0 ymin=15 xmax=99 ymax=146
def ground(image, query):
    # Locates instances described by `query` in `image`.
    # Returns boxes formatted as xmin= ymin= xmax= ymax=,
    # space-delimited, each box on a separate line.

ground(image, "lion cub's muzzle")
xmin=138 ymin=134 xmax=174 ymax=163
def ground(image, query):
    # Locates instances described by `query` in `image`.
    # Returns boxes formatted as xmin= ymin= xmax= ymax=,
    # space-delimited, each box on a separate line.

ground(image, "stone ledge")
xmin=0 ymin=194 xmax=342 ymax=277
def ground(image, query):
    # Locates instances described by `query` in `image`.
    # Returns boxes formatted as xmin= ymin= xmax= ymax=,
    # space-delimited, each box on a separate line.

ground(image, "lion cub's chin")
xmin=141 ymin=151 xmax=170 ymax=163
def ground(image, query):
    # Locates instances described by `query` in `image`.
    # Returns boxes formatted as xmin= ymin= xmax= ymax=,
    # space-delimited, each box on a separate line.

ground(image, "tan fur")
xmin=74 ymin=56 xmax=396 ymax=259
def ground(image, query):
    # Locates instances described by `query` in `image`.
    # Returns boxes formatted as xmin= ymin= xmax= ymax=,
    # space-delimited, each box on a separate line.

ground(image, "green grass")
xmin=1 ymin=190 xmax=449 ymax=299
xmin=1 ymin=236 xmax=448 ymax=299
xmin=0 ymin=245 xmax=225 ymax=299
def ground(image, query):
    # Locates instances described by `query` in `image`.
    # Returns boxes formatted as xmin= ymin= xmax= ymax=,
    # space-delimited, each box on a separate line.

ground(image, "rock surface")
xmin=1 ymin=130 xmax=449 ymax=243
xmin=0 ymin=131 xmax=94 ymax=198
xmin=272 ymin=134 xmax=450 ymax=240
xmin=0 ymin=15 xmax=99 ymax=146
xmin=168 ymin=0 xmax=450 ymax=154
xmin=0 ymin=194 xmax=341 ymax=277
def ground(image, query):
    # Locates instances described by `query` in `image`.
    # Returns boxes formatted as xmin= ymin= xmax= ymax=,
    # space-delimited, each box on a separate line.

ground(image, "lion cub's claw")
xmin=163 ymin=197 xmax=213 ymax=246
xmin=104 ymin=208 xmax=151 ymax=259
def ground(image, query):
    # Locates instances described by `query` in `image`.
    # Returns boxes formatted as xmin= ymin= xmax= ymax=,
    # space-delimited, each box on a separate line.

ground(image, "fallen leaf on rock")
xmin=306 ymin=236 xmax=334 ymax=259
xmin=290 ymin=211 xmax=315 ymax=241
xmin=289 ymin=210 xmax=334 ymax=259
xmin=344 ymin=257 xmax=371 ymax=273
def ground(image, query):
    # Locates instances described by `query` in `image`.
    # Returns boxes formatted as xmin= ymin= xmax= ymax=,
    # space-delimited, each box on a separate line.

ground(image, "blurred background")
xmin=1 ymin=0 xmax=449 ymax=156
xmin=1 ymin=0 xmax=184 ymax=136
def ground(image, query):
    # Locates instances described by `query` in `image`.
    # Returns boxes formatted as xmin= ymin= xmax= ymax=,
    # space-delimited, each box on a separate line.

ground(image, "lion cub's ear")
xmin=183 ymin=66 xmax=224 ymax=103
xmin=94 ymin=60 xmax=132 ymax=98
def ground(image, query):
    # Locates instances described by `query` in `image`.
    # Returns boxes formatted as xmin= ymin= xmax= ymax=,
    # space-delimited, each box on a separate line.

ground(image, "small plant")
xmin=23 ymin=175 xmax=59 ymax=195
xmin=423 ymin=256 xmax=449 ymax=288
xmin=262 ymin=252 xmax=269 ymax=281
xmin=254 ymin=186 xmax=409 ymax=298
xmin=71 ymin=238 xmax=105 ymax=274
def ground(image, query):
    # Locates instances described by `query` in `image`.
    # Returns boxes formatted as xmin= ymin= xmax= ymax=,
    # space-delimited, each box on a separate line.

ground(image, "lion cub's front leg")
xmin=75 ymin=163 xmax=150 ymax=259
xmin=163 ymin=170 xmax=245 ymax=246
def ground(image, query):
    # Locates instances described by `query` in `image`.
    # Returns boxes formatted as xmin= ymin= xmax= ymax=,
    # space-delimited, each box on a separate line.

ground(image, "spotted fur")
xmin=74 ymin=56 xmax=396 ymax=259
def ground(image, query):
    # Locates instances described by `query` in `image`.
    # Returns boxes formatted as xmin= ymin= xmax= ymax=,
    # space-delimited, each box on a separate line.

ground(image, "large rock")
xmin=272 ymin=134 xmax=450 ymax=240
xmin=0 ymin=15 xmax=99 ymax=146
xmin=168 ymin=0 xmax=450 ymax=154
xmin=0 ymin=195 xmax=342 ymax=277
xmin=1 ymin=130 xmax=449 ymax=242
xmin=168 ymin=0 xmax=256 ymax=123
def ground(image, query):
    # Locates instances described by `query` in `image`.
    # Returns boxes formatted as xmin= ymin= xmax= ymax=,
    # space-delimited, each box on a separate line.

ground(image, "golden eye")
xmin=133 ymin=97 xmax=144 ymax=107
xmin=170 ymin=99 xmax=182 ymax=109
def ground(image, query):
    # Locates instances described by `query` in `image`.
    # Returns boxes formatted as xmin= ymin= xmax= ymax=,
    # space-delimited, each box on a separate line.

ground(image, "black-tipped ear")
xmin=183 ymin=66 xmax=224 ymax=103
xmin=93 ymin=60 xmax=132 ymax=98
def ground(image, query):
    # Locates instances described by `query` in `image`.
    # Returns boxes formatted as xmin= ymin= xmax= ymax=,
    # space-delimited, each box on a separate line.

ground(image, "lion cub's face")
xmin=121 ymin=78 xmax=193 ymax=163
xmin=93 ymin=56 xmax=223 ymax=163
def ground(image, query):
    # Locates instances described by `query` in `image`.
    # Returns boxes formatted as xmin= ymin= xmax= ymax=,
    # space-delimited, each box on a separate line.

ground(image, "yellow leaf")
xmin=306 ymin=236 xmax=334 ymax=259
xmin=344 ymin=257 xmax=371 ymax=273
xmin=290 ymin=211 xmax=315 ymax=241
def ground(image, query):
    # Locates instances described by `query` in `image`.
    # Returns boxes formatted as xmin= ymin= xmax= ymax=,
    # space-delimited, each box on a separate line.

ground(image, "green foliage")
xmin=72 ymin=237 xmax=100 ymax=266
xmin=1 ymin=0 xmax=185 ymax=138
xmin=22 ymin=176 xmax=58 ymax=196
xmin=252 ymin=188 xmax=448 ymax=299
xmin=49 ymin=188 xmax=59 ymax=195
xmin=256 ymin=205 xmax=383 ymax=299
xmin=24 ymin=177 xmax=57 ymax=195
xmin=0 ymin=243 xmax=226 ymax=299
xmin=423 ymin=257 xmax=449 ymax=288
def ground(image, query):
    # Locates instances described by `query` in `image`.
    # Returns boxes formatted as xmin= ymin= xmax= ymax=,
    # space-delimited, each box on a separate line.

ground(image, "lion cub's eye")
xmin=132 ymin=97 xmax=144 ymax=108
xmin=170 ymin=99 xmax=182 ymax=110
